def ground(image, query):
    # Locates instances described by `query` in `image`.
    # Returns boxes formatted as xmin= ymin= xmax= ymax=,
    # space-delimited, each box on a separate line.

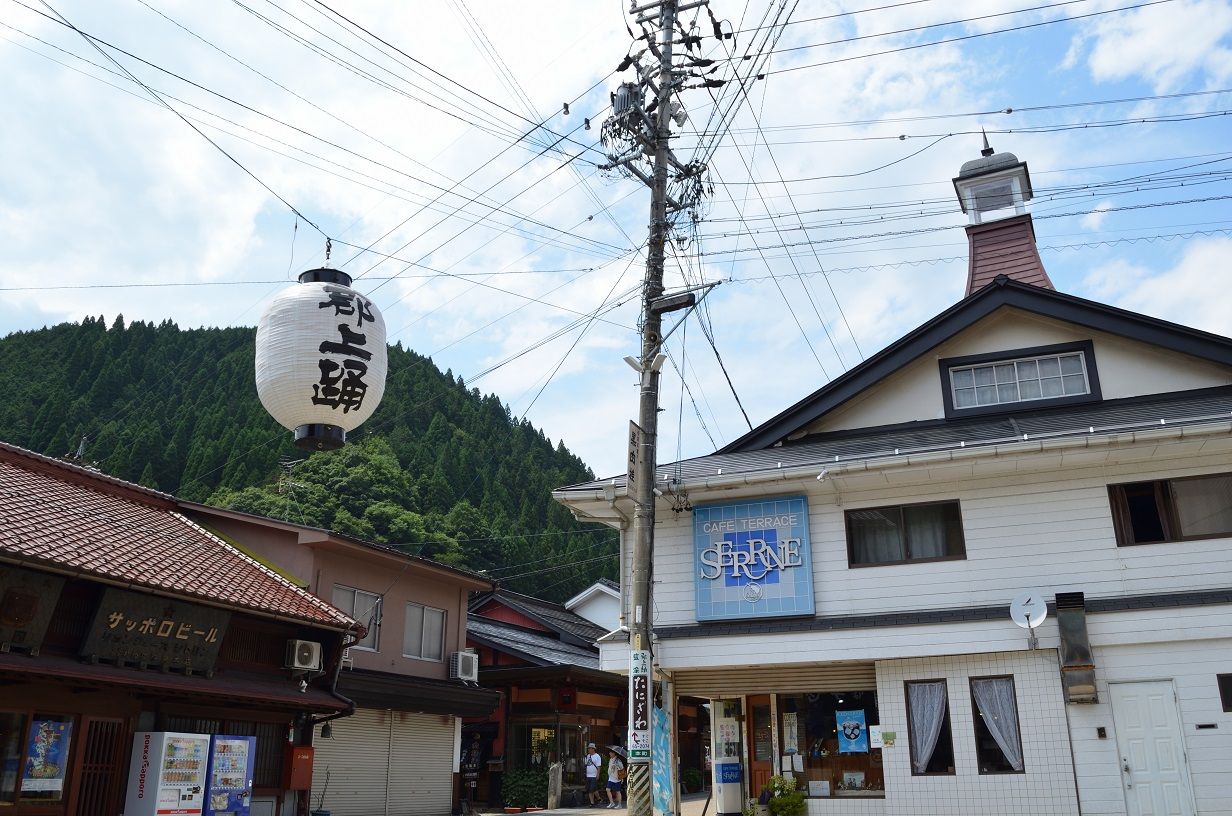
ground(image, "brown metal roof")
xmin=965 ymin=213 xmax=1054 ymax=296
xmin=0 ymin=441 xmax=356 ymax=631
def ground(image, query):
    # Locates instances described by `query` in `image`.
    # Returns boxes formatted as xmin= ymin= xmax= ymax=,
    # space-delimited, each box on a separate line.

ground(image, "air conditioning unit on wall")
xmin=449 ymin=650 xmax=479 ymax=682
xmin=286 ymin=639 xmax=322 ymax=672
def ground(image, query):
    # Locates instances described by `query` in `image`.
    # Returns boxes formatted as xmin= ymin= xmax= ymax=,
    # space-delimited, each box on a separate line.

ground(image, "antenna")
xmin=1009 ymin=590 xmax=1048 ymax=650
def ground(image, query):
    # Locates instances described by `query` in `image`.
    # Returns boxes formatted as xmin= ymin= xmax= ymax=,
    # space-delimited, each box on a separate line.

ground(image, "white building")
xmin=554 ymin=143 xmax=1232 ymax=816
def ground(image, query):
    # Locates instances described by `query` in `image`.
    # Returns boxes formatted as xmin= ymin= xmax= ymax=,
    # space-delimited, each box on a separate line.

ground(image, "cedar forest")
xmin=0 ymin=316 xmax=617 ymax=601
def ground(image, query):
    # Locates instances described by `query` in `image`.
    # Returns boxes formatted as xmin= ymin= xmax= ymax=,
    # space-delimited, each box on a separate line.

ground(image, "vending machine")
xmin=711 ymin=699 xmax=745 ymax=816
xmin=124 ymin=732 xmax=211 ymax=816
xmin=203 ymin=735 xmax=256 ymax=816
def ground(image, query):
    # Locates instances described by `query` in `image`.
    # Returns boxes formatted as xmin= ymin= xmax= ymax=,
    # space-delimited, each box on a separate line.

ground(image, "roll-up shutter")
xmin=313 ymin=708 xmax=390 ymax=816
xmin=672 ymin=662 xmax=876 ymax=697
xmin=388 ymin=711 xmax=456 ymax=816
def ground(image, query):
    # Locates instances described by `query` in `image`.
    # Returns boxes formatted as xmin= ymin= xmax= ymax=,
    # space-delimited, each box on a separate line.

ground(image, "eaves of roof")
xmin=467 ymin=616 xmax=600 ymax=669
xmin=470 ymin=589 xmax=607 ymax=646
xmin=716 ymin=276 xmax=1232 ymax=454
xmin=554 ymin=387 xmax=1232 ymax=500
xmin=181 ymin=501 xmax=494 ymax=590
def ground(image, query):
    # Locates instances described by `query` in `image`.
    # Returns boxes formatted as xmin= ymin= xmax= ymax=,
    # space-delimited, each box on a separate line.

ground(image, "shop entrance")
xmin=746 ymin=695 xmax=774 ymax=798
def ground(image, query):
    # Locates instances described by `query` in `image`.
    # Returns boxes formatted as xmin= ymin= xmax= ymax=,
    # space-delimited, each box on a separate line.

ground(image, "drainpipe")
xmin=310 ymin=629 xmax=361 ymax=730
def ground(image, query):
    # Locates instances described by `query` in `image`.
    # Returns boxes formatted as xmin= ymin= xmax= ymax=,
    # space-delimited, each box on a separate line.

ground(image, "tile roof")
xmin=474 ymin=588 xmax=608 ymax=644
xmin=467 ymin=616 xmax=600 ymax=669
xmin=0 ymin=442 xmax=355 ymax=631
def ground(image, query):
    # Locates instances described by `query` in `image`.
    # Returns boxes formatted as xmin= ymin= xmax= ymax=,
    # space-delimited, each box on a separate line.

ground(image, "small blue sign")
xmin=718 ymin=762 xmax=742 ymax=783
xmin=693 ymin=496 xmax=814 ymax=621
xmin=836 ymin=710 xmax=868 ymax=754
xmin=652 ymin=706 xmax=673 ymax=815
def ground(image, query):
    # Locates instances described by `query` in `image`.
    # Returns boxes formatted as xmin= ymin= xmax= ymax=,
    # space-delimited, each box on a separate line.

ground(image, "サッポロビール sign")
xmin=693 ymin=496 xmax=814 ymax=621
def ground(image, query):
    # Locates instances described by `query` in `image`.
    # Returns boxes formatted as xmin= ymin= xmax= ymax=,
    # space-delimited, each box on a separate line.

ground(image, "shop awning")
xmin=0 ymin=651 xmax=347 ymax=712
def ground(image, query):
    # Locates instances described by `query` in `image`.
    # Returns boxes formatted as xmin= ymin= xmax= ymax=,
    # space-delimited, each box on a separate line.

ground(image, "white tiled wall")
xmin=875 ymin=650 xmax=1079 ymax=816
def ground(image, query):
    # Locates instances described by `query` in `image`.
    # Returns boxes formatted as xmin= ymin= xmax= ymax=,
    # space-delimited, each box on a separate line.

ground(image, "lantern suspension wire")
xmin=30 ymin=0 xmax=331 ymax=244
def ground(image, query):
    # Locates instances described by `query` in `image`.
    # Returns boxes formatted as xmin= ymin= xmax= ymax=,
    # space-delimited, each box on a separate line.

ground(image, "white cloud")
xmin=1081 ymin=237 xmax=1232 ymax=334
xmin=1080 ymin=199 xmax=1114 ymax=231
xmin=1077 ymin=0 xmax=1232 ymax=91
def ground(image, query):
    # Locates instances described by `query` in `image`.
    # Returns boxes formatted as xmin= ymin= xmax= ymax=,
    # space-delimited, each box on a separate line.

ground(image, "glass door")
xmin=746 ymin=696 xmax=773 ymax=798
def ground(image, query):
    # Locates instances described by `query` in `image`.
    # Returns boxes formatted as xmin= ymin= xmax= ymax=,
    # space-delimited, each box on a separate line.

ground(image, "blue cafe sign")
xmin=693 ymin=496 xmax=815 ymax=621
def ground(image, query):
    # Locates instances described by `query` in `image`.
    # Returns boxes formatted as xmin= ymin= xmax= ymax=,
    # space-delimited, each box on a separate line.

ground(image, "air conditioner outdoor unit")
xmin=286 ymin=639 xmax=322 ymax=672
xmin=449 ymin=650 xmax=479 ymax=682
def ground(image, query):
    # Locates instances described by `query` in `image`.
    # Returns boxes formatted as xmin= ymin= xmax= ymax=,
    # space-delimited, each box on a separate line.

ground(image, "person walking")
xmin=584 ymin=743 xmax=602 ymax=806
xmin=605 ymin=747 xmax=625 ymax=809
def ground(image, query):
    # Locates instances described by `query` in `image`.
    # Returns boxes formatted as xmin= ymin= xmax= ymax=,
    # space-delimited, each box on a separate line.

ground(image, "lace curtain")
xmin=971 ymin=677 xmax=1024 ymax=771
xmin=907 ymin=681 xmax=948 ymax=774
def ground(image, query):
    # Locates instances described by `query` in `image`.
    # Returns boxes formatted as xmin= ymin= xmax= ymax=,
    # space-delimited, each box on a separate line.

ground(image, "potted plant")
xmin=764 ymin=774 xmax=806 ymax=816
xmin=682 ymin=767 xmax=703 ymax=793
xmin=502 ymin=768 xmax=548 ymax=812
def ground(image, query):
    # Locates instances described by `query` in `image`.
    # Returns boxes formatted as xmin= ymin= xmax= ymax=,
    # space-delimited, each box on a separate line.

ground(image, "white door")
xmin=1109 ymin=681 xmax=1195 ymax=816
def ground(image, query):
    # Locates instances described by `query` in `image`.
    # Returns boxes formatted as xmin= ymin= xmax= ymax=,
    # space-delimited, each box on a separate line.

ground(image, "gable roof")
xmin=470 ymin=588 xmax=608 ymax=646
xmin=565 ymin=579 xmax=620 ymax=610
xmin=0 ymin=441 xmax=355 ymax=631
xmin=719 ymin=276 xmax=1232 ymax=453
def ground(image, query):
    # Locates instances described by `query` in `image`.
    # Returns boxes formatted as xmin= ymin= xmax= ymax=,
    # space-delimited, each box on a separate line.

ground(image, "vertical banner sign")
xmin=627 ymin=421 xmax=642 ymax=490
xmin=629 ymin=649 xmax=651 ymax=762
xmin=836 ymin=710 xmax=868 ymax=754
xmin=651 ymin=705 xmax=673 ymax=815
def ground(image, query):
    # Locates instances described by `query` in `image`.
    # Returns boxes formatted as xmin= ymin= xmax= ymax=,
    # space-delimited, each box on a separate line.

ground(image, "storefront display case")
xmin=776 ymin=691 xmax=884 ymax=798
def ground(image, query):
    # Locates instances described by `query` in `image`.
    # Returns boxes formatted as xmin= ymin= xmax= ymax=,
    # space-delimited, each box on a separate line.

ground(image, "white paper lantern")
xmin=255 ymin=268 xmax=387 ymax=450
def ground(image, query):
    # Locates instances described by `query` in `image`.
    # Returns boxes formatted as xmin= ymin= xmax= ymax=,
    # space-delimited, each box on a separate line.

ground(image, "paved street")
xmin=479 ymin=791 xmax=712 ymax=816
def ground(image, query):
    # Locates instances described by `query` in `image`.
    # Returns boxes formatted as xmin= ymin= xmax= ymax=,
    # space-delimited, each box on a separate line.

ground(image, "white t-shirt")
xmin=586 ymin=752 xmax=601 ymax=778
xmin=608 ymin=757 xmax=624 ymax=783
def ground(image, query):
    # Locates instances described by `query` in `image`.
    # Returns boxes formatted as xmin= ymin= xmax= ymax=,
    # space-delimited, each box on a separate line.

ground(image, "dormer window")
xmin=939 ymin=341 xmax=1100 ymax=418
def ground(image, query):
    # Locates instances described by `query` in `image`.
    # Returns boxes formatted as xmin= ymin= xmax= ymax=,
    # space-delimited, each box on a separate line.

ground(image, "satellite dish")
xmin=1010 ymin=590 xmax=1048 ymax=630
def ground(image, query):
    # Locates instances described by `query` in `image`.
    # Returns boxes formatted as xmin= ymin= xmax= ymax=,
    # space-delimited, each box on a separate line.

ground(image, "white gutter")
xmin=556 ymin=418 xmax=1232 ymax=502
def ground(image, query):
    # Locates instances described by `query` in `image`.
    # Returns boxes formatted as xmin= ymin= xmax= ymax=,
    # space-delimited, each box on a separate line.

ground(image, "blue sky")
xmin=1 ymin=0 xmax=1230 ymax=477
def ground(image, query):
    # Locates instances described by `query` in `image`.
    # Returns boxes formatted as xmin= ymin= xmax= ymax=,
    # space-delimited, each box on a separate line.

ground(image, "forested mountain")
xmin=0 ymin=316 xmax=615 ymax=600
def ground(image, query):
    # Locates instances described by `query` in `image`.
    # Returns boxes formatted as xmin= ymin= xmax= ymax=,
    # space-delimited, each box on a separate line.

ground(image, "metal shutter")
xmin=671 ymin=662 xmax=876 ymax=697
xmin=313 ymin=709 xmax=456 ymax=816
xmin=388 ymin=712 xmax=456 ymax=816
xmin=312 ymin=709 xmax=390 ymax=816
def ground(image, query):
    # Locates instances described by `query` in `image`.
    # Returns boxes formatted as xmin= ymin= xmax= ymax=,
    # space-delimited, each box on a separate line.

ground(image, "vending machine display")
xmin=203 ymin=735 xmax=256 ymax=816
xmin=124 ymin=732 xmax=211 ymax=816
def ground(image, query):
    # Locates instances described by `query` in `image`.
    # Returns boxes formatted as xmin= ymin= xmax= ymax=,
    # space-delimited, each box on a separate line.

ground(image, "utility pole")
xmin=626 ymin=0 xmax=674 ymax=809
xmin=601 ymin=0 xmax=711 ymax=813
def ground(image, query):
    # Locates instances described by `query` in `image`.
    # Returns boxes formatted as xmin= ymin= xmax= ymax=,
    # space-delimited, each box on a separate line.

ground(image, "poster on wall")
xmin=836 ymin=710 xmax=868 ymax=754
xmin=781 ymin=712 xmax=799 ymax=754
xmin=22 ymin=718 xmax=72 ymax=797
xmin=693 ymin=496 xmax=815 ymax=622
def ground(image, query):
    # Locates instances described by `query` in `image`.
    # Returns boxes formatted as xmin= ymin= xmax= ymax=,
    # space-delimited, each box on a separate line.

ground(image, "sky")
xmin=1 ymin=0 xmax=1231 ymax=480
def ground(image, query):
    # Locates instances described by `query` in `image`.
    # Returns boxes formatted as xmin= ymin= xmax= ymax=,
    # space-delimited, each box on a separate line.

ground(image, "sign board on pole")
xmin=627 ymin=422 xmax=642 ymax=489
xmin=629 ymin=649 xmax=651 ymax=762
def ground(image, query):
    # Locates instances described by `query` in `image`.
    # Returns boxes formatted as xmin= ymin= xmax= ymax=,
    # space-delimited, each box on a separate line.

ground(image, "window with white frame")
xmin=940 ymin=341 xmax=1099 ymax=417
xmin=404 ymin=602 xmax=446 ymax=661
xmin=951 ymin=351 xmax=1088 ymax=409
xmin=332 ymin=585 xmax=381 ymax=650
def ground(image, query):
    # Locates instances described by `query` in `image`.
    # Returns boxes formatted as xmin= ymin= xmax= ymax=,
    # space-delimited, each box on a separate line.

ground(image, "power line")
xmin=762 ymin=0 xmax=1180 ymax=77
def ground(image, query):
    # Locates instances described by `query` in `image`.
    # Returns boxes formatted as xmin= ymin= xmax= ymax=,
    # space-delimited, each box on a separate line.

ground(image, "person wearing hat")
xmin=584 ymin=743 xmax=602 ymax=805
xmin=605 ymin=747 xmax=625 ymax=808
